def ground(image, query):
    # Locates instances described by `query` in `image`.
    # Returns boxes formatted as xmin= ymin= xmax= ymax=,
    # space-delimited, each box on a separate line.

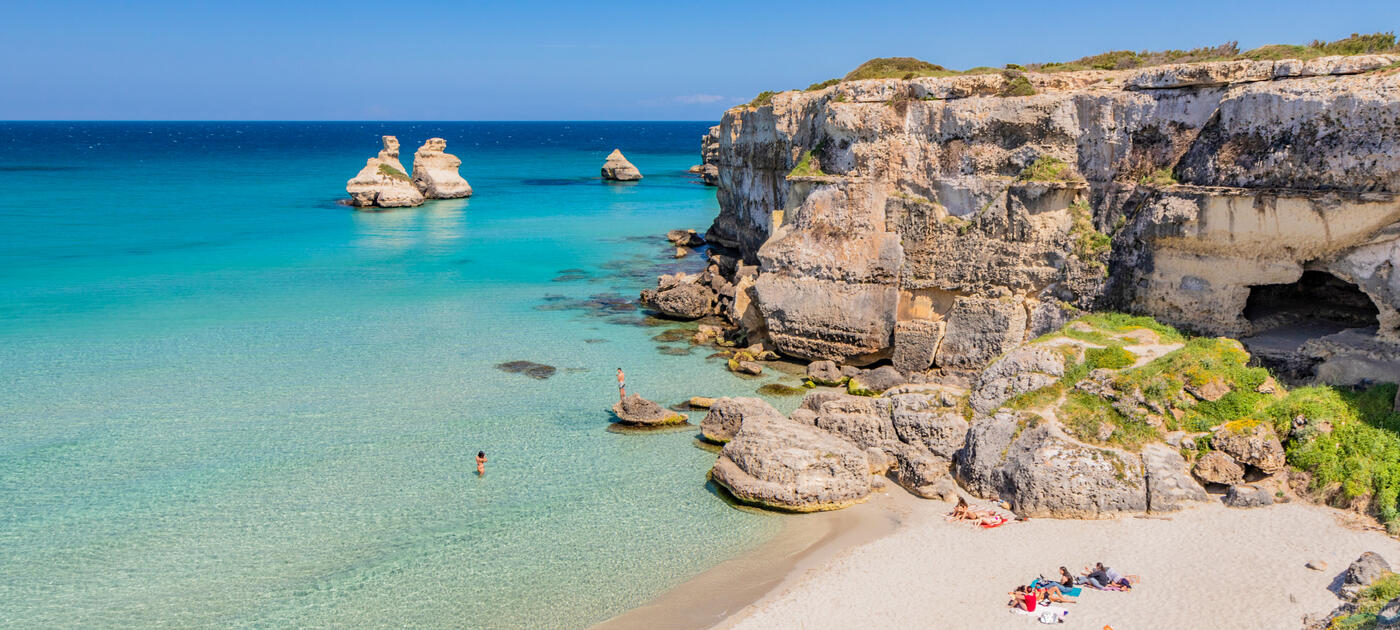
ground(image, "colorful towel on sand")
xmin=1030 ymin=579 xmax=1081 ymax=597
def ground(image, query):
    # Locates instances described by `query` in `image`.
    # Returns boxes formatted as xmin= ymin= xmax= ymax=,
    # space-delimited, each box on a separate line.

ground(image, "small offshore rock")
xmin=666 ymin=229 xmax=705 ymax=247
xmin=346 ymin=135 xmax=425 ymax=208
xmin=612 ymin=393 xmax=687 ymax=426
xmin=601 ymin=149 xmax=642 ymax=181
xmin=689 ymin=396 xmax=716 ymax=409
xmin=411 ymin=137 xmax=472 ymax=199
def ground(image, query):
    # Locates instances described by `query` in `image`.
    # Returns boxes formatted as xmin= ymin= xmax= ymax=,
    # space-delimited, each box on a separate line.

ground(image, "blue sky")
xmin=2 ymin=0 xmax=1396 ymax=120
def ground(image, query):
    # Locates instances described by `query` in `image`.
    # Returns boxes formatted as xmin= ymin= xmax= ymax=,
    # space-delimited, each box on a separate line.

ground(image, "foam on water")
xmin=0 ymin=123 xmax=798 ymax=628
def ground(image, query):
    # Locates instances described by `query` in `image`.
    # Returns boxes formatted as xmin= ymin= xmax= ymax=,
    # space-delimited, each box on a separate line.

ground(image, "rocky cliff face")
xmin=346 ymin=136 xmax=426 ymax=208
xmin=705 ymin=56 xmax=1400 ymax=383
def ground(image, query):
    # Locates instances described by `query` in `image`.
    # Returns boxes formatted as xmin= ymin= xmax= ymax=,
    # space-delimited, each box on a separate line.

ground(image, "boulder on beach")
xmin=710 ymin=415 xmax=871 ymax=512
xmin=612 ymin=394 xmax=687 ymax=426
xmin=411 ymin=138 xmax=473 ymax=199
xmin=700 ymin=397 xmax=784 ymax=443
xmin=1211 ymin=421 xmax=1286 ymax=474
xmin=346 ymin=136 xmax=425 ymax=208
xmin=1223 ymin=483 xmax=1273 ymax=508
xmin=1192 ymin=450 xmax=1246 ymax=485
xmin=601 ymin=149 xmax=642 ymax=181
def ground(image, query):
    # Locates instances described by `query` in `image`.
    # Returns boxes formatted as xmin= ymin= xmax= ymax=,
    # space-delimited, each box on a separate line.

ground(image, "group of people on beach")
xmin=947 ymin=497 xmax=1009 ymax=528
xmin=1008 ymin=562 xmax=1138 ymax=622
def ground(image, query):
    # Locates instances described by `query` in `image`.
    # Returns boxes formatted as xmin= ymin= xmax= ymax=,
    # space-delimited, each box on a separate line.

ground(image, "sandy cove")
xmin=712 ymin=491 xmax=1400 ymax=630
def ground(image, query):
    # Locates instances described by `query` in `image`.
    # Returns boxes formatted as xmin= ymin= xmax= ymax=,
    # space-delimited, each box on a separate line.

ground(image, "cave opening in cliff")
xmin=1244 ymin=270 xmax=1379 ymax=333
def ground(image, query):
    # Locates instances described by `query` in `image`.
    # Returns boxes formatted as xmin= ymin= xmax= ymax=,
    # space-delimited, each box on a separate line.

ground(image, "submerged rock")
xmin=411 ymin=138 xmax=472 ymax=199
xmin=346 ymin=136 xmax=425 ymax=208
xmin=612 ymin=394 xmax=687 ymax=426
xmin=710 ymin=416 xmax=871 ymax=512
xmin=601 ymin=149 xmax=643 ymax=181
xmin=494 ymin=360 xmax=557 ymax=380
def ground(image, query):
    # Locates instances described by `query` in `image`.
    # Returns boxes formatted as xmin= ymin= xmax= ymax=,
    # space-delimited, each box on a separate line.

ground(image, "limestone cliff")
xmin=411 ymin=138 xmax=472 ymax=199
xmin=346 ymin=136 xmax=425 ymax=208
xmin=704 ymin=56 xmax=1400 ymax=383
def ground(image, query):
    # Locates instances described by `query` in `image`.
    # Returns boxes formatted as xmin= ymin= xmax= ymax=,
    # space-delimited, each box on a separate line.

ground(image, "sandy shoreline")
xmin=720 ymin=496 xmax=1400 ymax=629
xmin=591 ymin=487 xmax=909 ymax=630
xmin=594 ymin=482 xmax=1400 ymax=630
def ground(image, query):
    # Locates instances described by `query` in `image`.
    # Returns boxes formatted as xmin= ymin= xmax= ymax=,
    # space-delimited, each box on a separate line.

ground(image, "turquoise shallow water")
xmin=0 ymin=123 xmax=796 ymax=628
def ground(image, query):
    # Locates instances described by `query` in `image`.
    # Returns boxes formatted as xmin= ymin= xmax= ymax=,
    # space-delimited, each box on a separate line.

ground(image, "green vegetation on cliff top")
xmin=747 ymin=32 xmax=1398 ymax=108
xmin=377 ymin=163 xmax=410 ymax=182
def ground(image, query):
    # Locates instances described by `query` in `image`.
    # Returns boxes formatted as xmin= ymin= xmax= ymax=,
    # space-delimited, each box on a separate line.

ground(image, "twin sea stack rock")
xmin=346 ymin=136 xmax=472 ymax=209
xmin=601 ymin=149 xmax=642 ymax=181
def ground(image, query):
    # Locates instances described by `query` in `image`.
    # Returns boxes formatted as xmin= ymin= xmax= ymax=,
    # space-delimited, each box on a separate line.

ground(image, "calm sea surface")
xmin=0 ymin=122 xmax=795 ymax=628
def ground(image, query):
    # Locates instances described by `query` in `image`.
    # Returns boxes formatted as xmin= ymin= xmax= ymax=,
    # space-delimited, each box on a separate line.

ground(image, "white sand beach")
xmin=718 ymin=492 xmax=1400 ymax=629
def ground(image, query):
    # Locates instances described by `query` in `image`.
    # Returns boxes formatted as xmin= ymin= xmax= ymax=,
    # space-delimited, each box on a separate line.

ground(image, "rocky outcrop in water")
xmin=700 ymin=396 xmax=784 ymax=443
xmin=700 ymin=56 xmax=1400 ymax=383
xmin=639 ymin=273 xmax=716 ymax=320
xmin=688 ymin=125 xmax=720 ymax=186
xmin=710 ymin=414 xmax=871 ymax=512
xmin=612 ymin=394 xmax=686 ymax=426
xmin=346 ymin=136 xmax=425 ymax=208
xmin=601 ymin=149 xmax=643 ymax=181
xmin=411 ymin=138 xmax=472 ymax=199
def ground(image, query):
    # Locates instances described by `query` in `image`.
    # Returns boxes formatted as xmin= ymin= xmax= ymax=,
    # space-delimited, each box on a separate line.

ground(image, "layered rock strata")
xmin=411 ymin=138 xmax=472 ymax=199
xmin=688 ymin=125 xmax=720 ymax=185
xmin=697 ymin=55 xmax=1400 ymax=383
xmin=346 ymin=136 xmax=425 ymax=208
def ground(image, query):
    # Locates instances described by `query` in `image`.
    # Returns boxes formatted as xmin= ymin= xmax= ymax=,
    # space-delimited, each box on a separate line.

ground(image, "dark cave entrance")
xmin=1244 ymin=270 xmax=1380 ymax=331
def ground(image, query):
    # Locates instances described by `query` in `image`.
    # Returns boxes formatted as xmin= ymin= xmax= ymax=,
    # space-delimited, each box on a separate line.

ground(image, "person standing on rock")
xmin=616 ymin=368 xmax=627 ymax=401
xmin=476 ymin=451 xmax=487 ymax=476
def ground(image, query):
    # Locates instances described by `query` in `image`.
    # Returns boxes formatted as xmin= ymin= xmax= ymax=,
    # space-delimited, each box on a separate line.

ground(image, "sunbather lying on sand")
xmin=948 ymin=497 xmax=1007 ymax=527
xmin=1082 ymin=562 xmax=1138 ymax=590
xmin=1035 ymin=583 xmax=1077 ymax=604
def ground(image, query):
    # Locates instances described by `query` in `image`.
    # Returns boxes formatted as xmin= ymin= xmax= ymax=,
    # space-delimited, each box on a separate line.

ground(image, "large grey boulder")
xmin=612 ymin=394 xmax=687 ymax=426
xmin=1192 ymin=450 xmax=1246 ymax=485
xmin=889 ymin=392 xmax=969 ymax=459
xmin=1343 ymin=552 xmax=1393 ymax=595
xmin=935 ymin=297 xmax=1029 ymax=370
xmin=710 ymin=416 xmax=871 ymax=512
xmin=847 ymin=365 xmax=906 ymax=396
xmin=969 ymin=345 xmax=1066 ymax=414
xmin=640 ymin=276 xmax=715 ymax=320
xmin=1212 ymin=422 xmax=1286 ymax=474
xmin=1141 ymin=443 xmax=1209 ymax=512
xmin=799 ymin=390 xmax=858 ymax=413
xmin=411 ymin=138 xmax=472 ymax=198
xmin=957 ymin=411 xmax=1147 ymax=518
xmin=601 ymin=149 xmax=642 ymax=181
xmin=813 ymin=396 xmax=895 ymax=448
xmin=699 ymin=397 xmax=784 ymax=444
xmin=1223 ymin=483 xmax=1273 ymax=508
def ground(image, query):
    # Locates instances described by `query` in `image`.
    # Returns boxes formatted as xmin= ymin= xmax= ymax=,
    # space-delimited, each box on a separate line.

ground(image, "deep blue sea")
xmin=0 ymin=122 xmax=799 ymax=628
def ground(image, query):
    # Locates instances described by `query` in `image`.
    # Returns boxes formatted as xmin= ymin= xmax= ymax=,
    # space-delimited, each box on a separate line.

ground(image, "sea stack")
xmin=411 ymin=138 xmax=473 ymax=199
xmin=600 ymin=149 xmax=642 ymax=181
xmin=345 ymin=136 xmax=425 ymax=208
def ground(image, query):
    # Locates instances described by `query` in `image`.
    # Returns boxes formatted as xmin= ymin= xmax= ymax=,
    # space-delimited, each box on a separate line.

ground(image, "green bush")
xmin=1085 ymin=345 xmax=1137 ymax=370
xmin=746 ymin=91 xmax=778 ymax=108
xmin=1265 ymin=384 xmax=1400 ymax=530
xmin=1069 ymin=201 xmax=1111 ymax=263
xmin=377 ymin=163 xmax=410 ymax=181
xmin=806 ymin=78 xmax=840 ymax=91
xmin=788 ymin=151 xmax=827 ymax=177
xmin=1139 ymin=167 xmax=1178 ymax=186
xmin=843 ymin=57 xmax=949 ymax=80
xmin=1060 ymin=390 xmax=1160 ymax=450
xmin=1001 ymin=72 xmax=1036 ymax=97
xmin=1017 ymin=156 xmax=1081 ymax=182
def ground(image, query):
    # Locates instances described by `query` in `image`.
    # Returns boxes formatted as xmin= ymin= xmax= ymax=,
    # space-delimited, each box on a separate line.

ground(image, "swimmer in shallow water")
xmin=476 ymin=451 xmax=487 ymax=476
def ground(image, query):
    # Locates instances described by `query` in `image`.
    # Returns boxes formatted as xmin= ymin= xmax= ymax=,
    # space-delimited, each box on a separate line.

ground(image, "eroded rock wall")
xmin=708 ymin=57 xmax=1400 ymax=377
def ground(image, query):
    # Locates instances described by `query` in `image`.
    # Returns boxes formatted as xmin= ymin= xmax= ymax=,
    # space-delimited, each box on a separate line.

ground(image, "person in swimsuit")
xmin=616 ymin=367 xmax=626 ymax=401
xmin=476 ymin=451 xmax=487 ymax=476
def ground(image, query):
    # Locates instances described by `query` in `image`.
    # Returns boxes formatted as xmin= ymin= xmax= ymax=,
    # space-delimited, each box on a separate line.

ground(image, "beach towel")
xmin=1010 ymin=605 xmax=1068 ymax=619
xmin=979 ymin=515 xmax=1008 ymax=528
xmin=1030 ymin=579 xmax=1081 ymax=597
